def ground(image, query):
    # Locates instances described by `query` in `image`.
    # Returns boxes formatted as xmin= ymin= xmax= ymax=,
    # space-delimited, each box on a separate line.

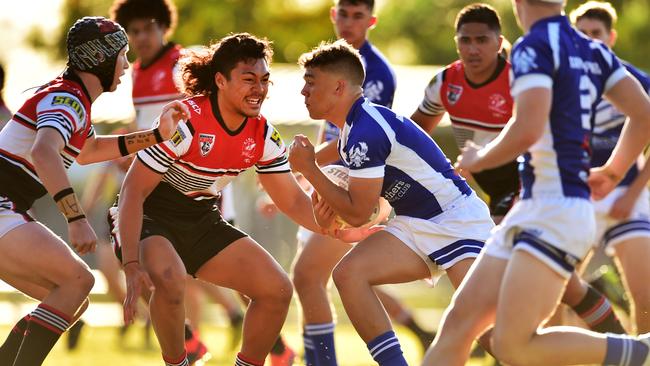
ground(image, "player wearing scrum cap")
xmin=289 ymin=40 xmax=494 ymax=366
xmin=424 ymin=1 xmax=650 ymax=365
xmin=0 ymin=16 xmax=185 ymax=366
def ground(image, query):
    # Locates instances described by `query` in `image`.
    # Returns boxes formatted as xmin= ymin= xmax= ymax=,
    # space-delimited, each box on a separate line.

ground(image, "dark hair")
xmin=179 ymin=33 xmax=273 ymax=96
xmin=455 ymin=3 xmax=502 ymax=33
xmin=110 ymin=0 xmax=177 ymax=35
xmin=0 ymin=63 xmax=4 ymax=92
xmin=570 ymin=1 xmax=617 ymax=32
xmin=299 ymin=40 xmax=365 ymax=86
xmin=336 ymin=0 xmax=374 ymax=11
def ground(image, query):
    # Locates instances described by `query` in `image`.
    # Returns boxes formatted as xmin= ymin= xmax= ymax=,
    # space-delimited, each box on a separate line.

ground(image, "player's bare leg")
xmin=613 ymin=238 xmax=650 ymax=333
xmin=196 ymin=237 xmax=292 ymax=362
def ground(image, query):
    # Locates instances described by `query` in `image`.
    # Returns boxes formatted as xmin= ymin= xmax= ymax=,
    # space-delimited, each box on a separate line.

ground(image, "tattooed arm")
xmin=76 ymin=101 xmax=189 ymax=165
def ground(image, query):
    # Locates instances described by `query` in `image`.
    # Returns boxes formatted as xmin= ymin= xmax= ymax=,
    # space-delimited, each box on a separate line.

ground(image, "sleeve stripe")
xmin=37 ymin=122 xmax=72 ymax=141
xmin=139 ymin=149 xmax=172 ymax=171
xmin=38 ymin=113 xmax=75 ymax=135
xmin=511 ymin=74 xmax=553 ymax=97
xmin=136 ymin=154 xmax=166 ymax=174
xmin=348 ymin=165 xmax=385 ymax=179
xmin=39 ymin=108 xmax=80 ymax=132
xmin=256 ymin=157 xmax=289 ymax=170
xmin=256 ymin=169 xmax=291 ymax=175
xmin=158 ymin=143 xmax=179 ymax=159
xmin=87 ymin=125 xmax=95 ymax=138
xmin=604 ymin=67 xmax=630 ymax=93
xmin=39 ymin=116 xmax=74 ymax=136
xmin=149 ymin=145 xmax=176 ymax=165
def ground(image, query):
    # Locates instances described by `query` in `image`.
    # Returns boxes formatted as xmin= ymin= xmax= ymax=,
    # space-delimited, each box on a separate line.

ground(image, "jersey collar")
xmin=210 ymin=92 xmax=248 ymax=136
xmin=62 ymin=68 xmax=92 ymax=103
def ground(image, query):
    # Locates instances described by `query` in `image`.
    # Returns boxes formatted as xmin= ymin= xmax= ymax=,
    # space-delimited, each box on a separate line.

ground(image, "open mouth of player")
xmin=246 ymin=97 xmax=262 ymax=107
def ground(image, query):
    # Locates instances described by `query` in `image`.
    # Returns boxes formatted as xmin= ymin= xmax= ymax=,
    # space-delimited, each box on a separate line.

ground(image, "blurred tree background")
xmin=28 ymin=0 xmax=649 ymax=70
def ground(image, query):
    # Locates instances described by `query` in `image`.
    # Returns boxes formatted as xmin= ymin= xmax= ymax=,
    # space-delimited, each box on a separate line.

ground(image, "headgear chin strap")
xmin=66 ymin=16 xmax=128 ymax=91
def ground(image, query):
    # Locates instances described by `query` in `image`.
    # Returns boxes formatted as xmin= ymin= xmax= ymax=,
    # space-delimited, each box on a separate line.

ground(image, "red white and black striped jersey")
xmin=137 ymin=94 xmax=289 ymax=201
xmin=418 ymin=57 xmax=513 ymax=148
xmin=0 ymin=72 xmax=94 ymax=184
xmin=132 ymin=43 xmax=184 ymax=129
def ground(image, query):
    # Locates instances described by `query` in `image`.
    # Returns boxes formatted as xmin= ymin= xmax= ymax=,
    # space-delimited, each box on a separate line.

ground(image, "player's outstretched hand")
xmin=156 ymin=101 xmax=191 ymax=140
xmin=589 ymin=166 xmax=620 ymax=201
xmin=123 ymin=263 xmax=155 ymax=325
xmin=455 ymin=141 xmax=484 ymax=174
xmin=68 ymin=219 xmax=97 ymax=255
xmin=288 ymin=135 xmax=317 ymax=174
xmin=334 ymin=225 xmax=384 ymax=243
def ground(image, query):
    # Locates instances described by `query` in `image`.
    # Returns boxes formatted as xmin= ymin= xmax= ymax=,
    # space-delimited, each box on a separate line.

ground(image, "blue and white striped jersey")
xmin=338 ymin=97 xmax=472 ymax=220
xmin=591 ymin=61 xmax=650 ymax=187
xmin=510 ymin=15 xmax=627 ymax=199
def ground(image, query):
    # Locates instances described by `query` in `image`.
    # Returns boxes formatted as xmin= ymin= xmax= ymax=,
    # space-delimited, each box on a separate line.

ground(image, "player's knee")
xmin=332 ymin=257 xmax=365 ymax=290
xmin=491 ymin=329 xmax=535 ymax=366
xmin=67 ymin=265 xmax=95 ymax=296
xmin=149 ymin=267 xmax=186 ymax=305
xmin=260 ymin=270 xmax=293 ymax=306
xmin=292 ymin=261 xmax=325 ymax=293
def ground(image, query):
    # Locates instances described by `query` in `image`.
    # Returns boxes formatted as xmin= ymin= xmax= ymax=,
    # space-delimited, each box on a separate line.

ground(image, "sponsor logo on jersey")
xmin=447 ymin=84 xmax=463 ymax=105
xmin=242 ymin=137 xmax=257 ymax=164
xmin=488 ymin=93 xmax=508 ymax=116
xmin=512 ymin=47 xmax=539 ymax=74
xmin=198 ymin=133 xmax=215 ymax=157
xmin=383 ymin=181 xmax=411 ymax=202
xmin=52 ymin=95 xmax=85 ymax=121
xmin=348 ymin=142 xmax=370 ymax=168
xmin=270 ymin=128 xmax=283 ymax=148
xmin=187 ymin=99 xmax=201 ymax=115
xmin=171 ymin=127 xmax=186 ymax=146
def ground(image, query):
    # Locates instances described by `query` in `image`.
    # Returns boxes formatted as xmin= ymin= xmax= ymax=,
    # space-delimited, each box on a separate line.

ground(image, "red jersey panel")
xmin=0 ymin=74 xmax=94 ymax=183
xmin=137 ymin=94 xmax=289 ymax=200
xmin=418 ymin=57 xmax=513 ymax=147
xmin=132 ymin=43 xmax=184 ymax=129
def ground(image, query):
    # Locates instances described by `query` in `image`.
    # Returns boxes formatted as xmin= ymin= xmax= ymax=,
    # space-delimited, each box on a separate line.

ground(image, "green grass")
xmin=12 ymin=322 xmax=493 ymax=366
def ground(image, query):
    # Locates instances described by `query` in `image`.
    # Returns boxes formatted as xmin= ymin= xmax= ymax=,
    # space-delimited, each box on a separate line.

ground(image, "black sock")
xmin=572 ymin=285 xmax=626 ymax=334
xmin=270 ymin=335 xmax=286 ymax=355
xmin=0 ymin=315 xmax=29 ymax=364
xmin=13 ymin=304 xmax=70 ymax=366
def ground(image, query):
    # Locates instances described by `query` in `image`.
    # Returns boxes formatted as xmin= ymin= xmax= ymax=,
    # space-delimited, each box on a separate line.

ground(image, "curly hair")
xmin=179 ymin=33 xmax=273 ymax=97
xmin=109 ymin=0 xmax=177 ymax=36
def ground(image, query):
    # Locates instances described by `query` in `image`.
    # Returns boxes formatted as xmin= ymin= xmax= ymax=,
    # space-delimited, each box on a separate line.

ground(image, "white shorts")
xmin=384 ymin=193 xmax=494 ymax=278
xmin=485 ymin=197 xmax=596 ymax=278
xmin=593 ymin=187 xmax=650 ymax=255
xmin=0 ymin=197 xmax=33 ymax=239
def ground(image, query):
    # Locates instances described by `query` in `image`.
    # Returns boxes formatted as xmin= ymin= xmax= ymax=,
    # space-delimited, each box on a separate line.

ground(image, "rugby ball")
xmin=320 ymin=165 xmax=391 ymax=228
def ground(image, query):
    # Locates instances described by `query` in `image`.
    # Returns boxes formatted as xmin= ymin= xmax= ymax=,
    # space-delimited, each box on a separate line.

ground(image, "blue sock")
xmin=604 ymin=333 xmax=649 ymax=366
xmin=305 ymin=323 xmax=337 ymax=366
xmin=303 ymin=332 xmax=319 ymax=366
xmin=366 ymin=330 xmax=407 ymax=366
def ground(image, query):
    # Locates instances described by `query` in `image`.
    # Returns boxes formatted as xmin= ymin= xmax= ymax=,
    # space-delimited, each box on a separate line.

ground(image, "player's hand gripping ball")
xmin=320 ymin=165 xmax=391 ymax=228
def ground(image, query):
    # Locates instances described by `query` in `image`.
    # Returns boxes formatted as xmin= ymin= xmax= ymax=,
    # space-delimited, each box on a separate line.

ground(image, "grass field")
xmin=0 ymin=279 xmax=497 ymax=366
xmin=14 ymin=323 xmax=494 ymax=366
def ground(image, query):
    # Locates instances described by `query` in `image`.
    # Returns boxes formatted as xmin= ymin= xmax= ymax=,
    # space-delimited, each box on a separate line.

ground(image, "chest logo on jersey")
xmin=348 ymin=142 xmax=370 ymax=168
xmin=488 ymin=93 xmax=508 ymax=116
xmin=198 ymin=133 xmax=215 ymax=156
xmin=242 ymin=137 xmax=257 ymax=164
xmin=446 ymin=84 xmax=463 ymax=105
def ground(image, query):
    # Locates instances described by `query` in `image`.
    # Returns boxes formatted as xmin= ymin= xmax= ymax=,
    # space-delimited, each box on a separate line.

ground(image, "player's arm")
xmin=609 ymin=157 xmax=650 ymax=219
xmin=599 ymin=76 xmax=650 ymax=181
xmin=289 ymin=135 xmax=383 ymax=227
xmin=410 ymin=109 xmax=445 ymax=134
xmin=258 ymin=171 xmax=326 ymax=233
xmin=458 ymin=88 xmax=549 ymax=172
xmin=31 ymin=127 xmax=96 ymax=254
xmin=117 ymin=159 xmax=160 ymax=323
xmin=76 ymin=101 xmax=189 ymax=165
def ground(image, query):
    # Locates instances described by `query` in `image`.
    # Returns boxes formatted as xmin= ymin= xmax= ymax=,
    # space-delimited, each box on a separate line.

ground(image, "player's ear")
xmin=368 ymin=15 xmax=377 ymax=29
xmin=214 ymin=72 xmax=226 ymax=90
xmin=330 ymin=7 xmax=337 ymax=23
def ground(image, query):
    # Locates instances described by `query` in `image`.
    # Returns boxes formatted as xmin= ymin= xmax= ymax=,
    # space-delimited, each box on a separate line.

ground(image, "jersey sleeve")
xmin=510 ymin=37 xmax=555 ymax=98
xmin=35 ymin=92 xmax=88 ymax=144
xmin=345 ymin=121 xmax=392 ymax=179
xmin=417 ymin=69 xmax=446 ymax=116
xmin=136 ymin=121 xmax=191 ymax=174
xmin=590 ymin=43 xmax=627 ymax=93
xmin=255 ymin=122 xmax=290 ymax=174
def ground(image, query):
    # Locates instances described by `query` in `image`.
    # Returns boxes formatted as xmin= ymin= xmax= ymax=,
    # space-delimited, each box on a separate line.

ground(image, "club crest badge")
xmin=447 ymin=84 xmax=463 ymax=105
xmin=198 ymin=133 xmax=215 ymax=157
xmin=242 ymin=137 xmax=257 ymax=164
